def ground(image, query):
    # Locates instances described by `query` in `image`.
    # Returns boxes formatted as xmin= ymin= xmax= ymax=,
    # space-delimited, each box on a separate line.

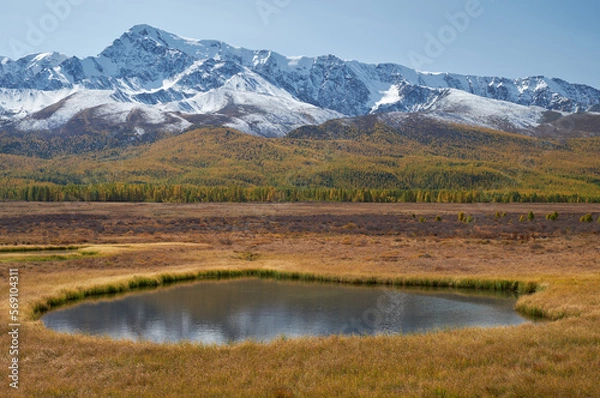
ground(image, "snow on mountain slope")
xmin=410 ymin=72 xmax=599 ymax=113
xmin=0 ymin=24 xmax=599 ymax=138
xmin=424 ymin=89 xmax=549 ymax=133
xmin=0 ymin=87 xmax=79 ymax=119
xmin=15 ymin=90 xmax=191 ymax=134
xmin=17 ymin=90 xmax=116 ymax=131
xmin=169 ymin=71 xmax=342 ymax=137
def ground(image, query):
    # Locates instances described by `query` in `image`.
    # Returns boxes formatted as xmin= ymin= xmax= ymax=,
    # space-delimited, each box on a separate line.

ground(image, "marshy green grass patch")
xmin=0 ymin=245 xmax=81 ymax=253
xmin=0 ymin=246 xmax=99 ymax=263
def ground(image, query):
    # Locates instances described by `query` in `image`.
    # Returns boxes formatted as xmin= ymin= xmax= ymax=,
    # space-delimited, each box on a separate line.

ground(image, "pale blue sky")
xmin=1 ymin=0 xmax=598 ymax=88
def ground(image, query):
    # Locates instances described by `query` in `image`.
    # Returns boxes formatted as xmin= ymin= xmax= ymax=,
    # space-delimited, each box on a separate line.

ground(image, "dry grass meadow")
xmin=1 ymin=202 xmax=599 ymax=397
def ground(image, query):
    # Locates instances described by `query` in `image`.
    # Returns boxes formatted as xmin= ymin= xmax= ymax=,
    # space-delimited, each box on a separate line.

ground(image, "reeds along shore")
xmin=28 ymin=268 xmax=540 ymax=321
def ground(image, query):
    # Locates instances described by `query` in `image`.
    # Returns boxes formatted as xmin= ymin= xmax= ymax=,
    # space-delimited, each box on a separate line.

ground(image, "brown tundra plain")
xmin=1 ymin=202 xmax=600 ymax=397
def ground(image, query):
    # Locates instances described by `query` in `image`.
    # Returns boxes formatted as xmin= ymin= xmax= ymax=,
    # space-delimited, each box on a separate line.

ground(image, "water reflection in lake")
xmin=42 ymin=278 xmax=529 ymax=344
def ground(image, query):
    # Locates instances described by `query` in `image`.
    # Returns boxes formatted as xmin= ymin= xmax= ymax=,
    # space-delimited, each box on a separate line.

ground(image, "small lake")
xmin=42 ymin=278 xmax=530 ymax=344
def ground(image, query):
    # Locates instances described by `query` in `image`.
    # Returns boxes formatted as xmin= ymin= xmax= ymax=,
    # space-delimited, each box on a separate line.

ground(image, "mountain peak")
xmin=28 ymin=52 xmax=69 ymax=64
xmin=128 ymin=23 xmax=162 ymax=34
xmin=111 ymin=25 xmax=237 ymax=62
xmin=125 ymin=24 xmax=174 ymax=42
xmin=99 ymin=25 xmax=191 ymax=69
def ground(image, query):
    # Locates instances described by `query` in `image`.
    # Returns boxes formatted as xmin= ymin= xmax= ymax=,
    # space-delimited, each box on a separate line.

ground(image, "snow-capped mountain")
xmin=1 ymin=24 xmax=599 ymax=138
